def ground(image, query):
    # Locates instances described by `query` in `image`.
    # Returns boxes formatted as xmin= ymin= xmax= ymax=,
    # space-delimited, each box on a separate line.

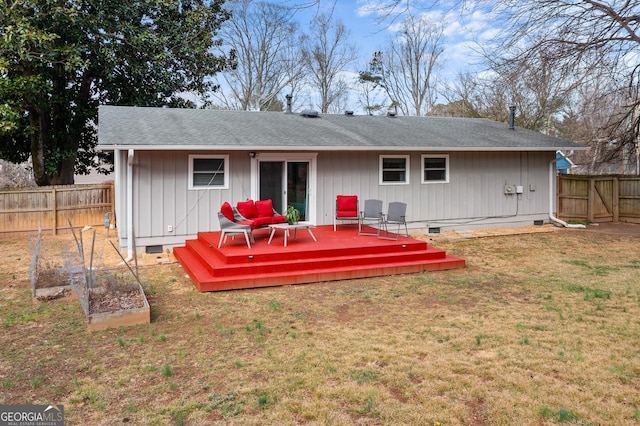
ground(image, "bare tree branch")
xmin=302 ymin=9 xmax=357 ymax=113
xmin=212 ymin=0 xmax=306 ymax=111
xmin=375 ymin=14 xmax=444 ymax=116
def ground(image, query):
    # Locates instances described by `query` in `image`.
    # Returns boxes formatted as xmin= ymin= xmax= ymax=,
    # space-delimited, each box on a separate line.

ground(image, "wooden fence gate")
xmin=557 ymin=175 xmax=640 ymax=223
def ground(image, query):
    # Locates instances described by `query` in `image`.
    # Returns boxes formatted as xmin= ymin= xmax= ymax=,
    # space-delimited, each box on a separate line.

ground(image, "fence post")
xmin=611 ymin=177 xmax=619 ymax=222
xmin=587 ymin=178 xmax=595 ymax=223
xmin=556 ymin=174 xmax=560 ymax=219
xmin=110 ymin=182 xmax=116 ymax=226
xmin=52 ymin=187 xmax=58 ymax=235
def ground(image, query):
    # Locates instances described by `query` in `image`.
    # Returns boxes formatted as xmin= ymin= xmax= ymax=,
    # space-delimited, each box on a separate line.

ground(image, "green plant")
xmin=30 ymin=376 xmax=44 ymax=389
xmin=162 ymin=364 xmax=172 ymax=377
xmin=475 ymin=333 xmax=488 ymax=346
xmin=285 ymin=206 xmax=300 ymax=224
xmin=349 ymin=369 xmax=379 ymax=384
xmin=256 ymin=392 xmax=270 ymax=409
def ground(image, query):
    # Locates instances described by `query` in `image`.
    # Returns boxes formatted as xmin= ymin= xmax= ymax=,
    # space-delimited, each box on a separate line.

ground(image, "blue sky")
xmin=296 ymin=0 xmax=497 ymax=79
xmin=208 ymin=1 xmax=500 ymax=112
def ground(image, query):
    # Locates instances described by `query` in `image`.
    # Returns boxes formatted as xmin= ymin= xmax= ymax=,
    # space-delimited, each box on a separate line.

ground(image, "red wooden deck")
xmin=173 ymin=225 xmax=465 ymax=292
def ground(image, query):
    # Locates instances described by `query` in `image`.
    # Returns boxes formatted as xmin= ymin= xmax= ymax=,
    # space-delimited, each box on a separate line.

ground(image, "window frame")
xmin=379 ymin=154 xmax=410 ymax=185
xmin=421 ymin=154 xmax=449 ymax=184
xmin=188 ymin=154 xmax=229 ymax=190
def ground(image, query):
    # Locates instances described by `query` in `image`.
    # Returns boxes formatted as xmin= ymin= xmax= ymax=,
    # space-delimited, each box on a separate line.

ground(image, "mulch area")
xmin=576 ymin=221 xmax=640 ymax=236
xmin=419 ymin=221 xmax=640 ymax=243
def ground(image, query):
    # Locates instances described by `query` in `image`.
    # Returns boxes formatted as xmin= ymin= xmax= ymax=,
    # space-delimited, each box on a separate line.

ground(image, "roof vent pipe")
xmin=509 ymin=105 xmax=516 ymax=130
xmin=285 ymin=94 xmax=292 ymax=114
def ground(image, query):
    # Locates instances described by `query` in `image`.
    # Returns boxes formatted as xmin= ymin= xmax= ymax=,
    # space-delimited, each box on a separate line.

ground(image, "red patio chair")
xmin=334 ymin=195 xmax=359 ymax=231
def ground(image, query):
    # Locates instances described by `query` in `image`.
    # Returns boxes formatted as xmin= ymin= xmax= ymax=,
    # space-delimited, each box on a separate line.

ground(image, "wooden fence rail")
xmin=558 ymin=175 xmax=640 ymax=223
xmin=0 ymin=184 xmax=114 ymax=236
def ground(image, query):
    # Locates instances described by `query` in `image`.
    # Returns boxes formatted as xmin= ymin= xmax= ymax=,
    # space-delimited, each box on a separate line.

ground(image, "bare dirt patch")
xmin=89 ymin=279 xmax=145 ymax=313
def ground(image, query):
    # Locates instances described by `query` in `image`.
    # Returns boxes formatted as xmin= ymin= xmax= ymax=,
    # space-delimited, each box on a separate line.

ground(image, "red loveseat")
xmin=233 ymin=199 xmax=287 ymax=228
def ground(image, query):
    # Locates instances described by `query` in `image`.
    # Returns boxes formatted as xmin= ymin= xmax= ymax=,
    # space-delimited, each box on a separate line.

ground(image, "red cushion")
xmin=336 ymin=195 xmax=358 ymax=217
xmin=220 ymin=202 xmax=235 ymax=221
xmin=252 ymin=216 xmax=273 ymax=227
xmin=337 ymin=210 xmax=358 ymax=218
xmin=236 ymin=220 xmax=255 ymax=230
xmin=271 ymin=215 xmax=287 ymax=224
xmin=255 ymin=199 xmax=274 ymax=217
xmin=337 ymin=195 xmax=357 ymax=212
xmin=237 ymin=200 xmax=258 ymax=218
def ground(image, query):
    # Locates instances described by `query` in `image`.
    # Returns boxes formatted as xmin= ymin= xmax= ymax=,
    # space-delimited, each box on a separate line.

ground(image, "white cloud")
xmin=355 ymin=0 xmax=394 ymax=18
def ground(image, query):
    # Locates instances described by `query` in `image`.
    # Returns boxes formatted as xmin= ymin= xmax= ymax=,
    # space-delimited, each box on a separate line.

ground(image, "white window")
xmin=379 ymin=155 xmax=410 ymax=185
xmin=189 ymin=155 xmax=229 ymax=189
xmin=421 ymin=154 xmax=449 ymax=184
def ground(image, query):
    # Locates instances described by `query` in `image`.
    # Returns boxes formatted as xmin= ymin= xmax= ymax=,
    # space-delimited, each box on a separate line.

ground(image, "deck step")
xmin=174 ymin=226 xmax=465 ymax=292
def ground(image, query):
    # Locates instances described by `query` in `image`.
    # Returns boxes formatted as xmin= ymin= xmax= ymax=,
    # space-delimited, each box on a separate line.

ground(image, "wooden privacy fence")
xmin=0 ymin=184 xmax=114 ymax=236
xmin=558 ymin=175 xmax=640 ymax=223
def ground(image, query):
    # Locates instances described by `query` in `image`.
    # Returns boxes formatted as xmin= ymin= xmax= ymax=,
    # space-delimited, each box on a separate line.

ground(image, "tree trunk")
xmin=30 ymin=109 xmax=50 ymax=186
xmin=50 ymin=155 xmax=76 ymax=185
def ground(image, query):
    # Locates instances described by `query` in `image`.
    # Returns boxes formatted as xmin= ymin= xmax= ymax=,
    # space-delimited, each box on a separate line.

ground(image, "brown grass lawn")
xmin=1 ymin=225 xmax=639 ymax=425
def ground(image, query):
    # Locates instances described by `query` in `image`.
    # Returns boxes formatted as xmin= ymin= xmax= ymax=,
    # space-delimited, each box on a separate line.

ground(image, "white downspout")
xmin=549 ymin=151 xmax=586 ymax=229
xmin=125 ymin=149 xmax=135 ymax=262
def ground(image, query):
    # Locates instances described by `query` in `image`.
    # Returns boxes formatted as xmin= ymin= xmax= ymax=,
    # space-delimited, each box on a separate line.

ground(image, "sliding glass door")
xmin=259 ymin=160 xmax=309 ymax=221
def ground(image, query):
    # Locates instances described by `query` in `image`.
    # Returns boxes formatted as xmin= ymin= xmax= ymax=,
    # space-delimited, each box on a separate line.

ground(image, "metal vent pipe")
xmin=285 ymin=94 xmax=292 ymax=114
xmin=509 ymin=105 xmax=516 ymax=130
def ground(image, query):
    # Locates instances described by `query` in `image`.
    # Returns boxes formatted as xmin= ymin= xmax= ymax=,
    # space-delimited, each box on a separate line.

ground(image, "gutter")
xmin=125 ymin=149 xmax=135 ymax=262
xmin=549 ymin=151 xmax=586 ymax=229
xmin=98 ymin=144 xmax=586 ymax=153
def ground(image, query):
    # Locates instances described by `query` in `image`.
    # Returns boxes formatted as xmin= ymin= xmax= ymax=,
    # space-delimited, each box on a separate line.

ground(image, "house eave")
xmin=97 ymin=144 xmax=590 ymax=152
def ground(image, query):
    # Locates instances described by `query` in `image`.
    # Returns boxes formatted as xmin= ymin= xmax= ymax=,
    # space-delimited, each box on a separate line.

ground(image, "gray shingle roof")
xmin=98 ymin=105 xmax=587 ymax=152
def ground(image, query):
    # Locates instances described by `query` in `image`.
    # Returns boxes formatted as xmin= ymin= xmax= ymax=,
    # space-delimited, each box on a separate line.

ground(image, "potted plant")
xmin=285 ymin=206 xmax=300 ymax=224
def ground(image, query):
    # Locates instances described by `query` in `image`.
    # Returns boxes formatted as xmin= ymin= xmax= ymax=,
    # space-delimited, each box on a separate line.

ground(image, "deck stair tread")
xmin=173 ymin=226 xmax=465 ymax=292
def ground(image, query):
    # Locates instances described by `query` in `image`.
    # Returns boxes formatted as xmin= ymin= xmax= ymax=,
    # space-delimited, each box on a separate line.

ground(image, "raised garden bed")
xmin=31 ymin=224 xmax=151 ymax=331
xmin=85 ymin=282 xmax=150 ymax=331
xmin=32 ymin=266 xmax=73 ymax=301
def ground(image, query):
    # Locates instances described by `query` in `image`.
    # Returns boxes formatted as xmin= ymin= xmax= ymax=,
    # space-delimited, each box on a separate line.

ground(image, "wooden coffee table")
xmin=267 ymin=222 xmax=317 ymax=247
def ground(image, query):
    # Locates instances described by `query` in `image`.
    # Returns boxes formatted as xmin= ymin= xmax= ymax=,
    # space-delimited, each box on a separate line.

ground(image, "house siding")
xmin=114 ymin=149 xmax=554 ymax=250
xmin=318 ymin=150 xmax=551 ymax=228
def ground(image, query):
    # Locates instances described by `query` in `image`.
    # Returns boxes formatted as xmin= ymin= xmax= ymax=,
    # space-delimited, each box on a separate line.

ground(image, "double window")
xmin=379 ymin=154 xmax=449 ymax=184
xmin=421 ymin=154 xmax=449 ymax=184
xmin=379 ymin=155 xmax=409 ymax=185
xmin=189 ymin=155 xmax=229 ymax=189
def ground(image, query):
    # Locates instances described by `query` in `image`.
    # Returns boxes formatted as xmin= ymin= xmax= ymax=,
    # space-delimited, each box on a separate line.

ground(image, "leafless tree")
xmin=369 ymin=1 xmax=640 ymax=173
xmin=487 ymin=0 xmax=640 ymax=173
xmin=302 ymin=11 xmax=358 ymax=113
xmin=375 ymin=15 xmax=444 ymax=116
xmin=212 ymin=0 xmax=307 ymax=111
xmin=433 ymin=72 xmax=481 ymax=117
xmin=561 ymin=72 xmax=638 ymax=173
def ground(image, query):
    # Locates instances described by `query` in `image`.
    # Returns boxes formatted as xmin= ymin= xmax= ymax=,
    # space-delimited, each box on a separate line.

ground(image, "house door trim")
xmin=250 ymin=153 xmax=318 ymax=224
